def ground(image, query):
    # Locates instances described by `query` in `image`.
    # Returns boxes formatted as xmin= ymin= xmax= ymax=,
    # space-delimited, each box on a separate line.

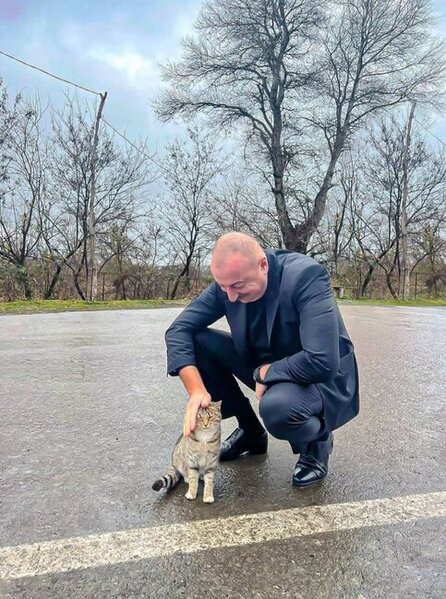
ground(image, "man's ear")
xmin=259 ymin=255 xmax=268 ymax=273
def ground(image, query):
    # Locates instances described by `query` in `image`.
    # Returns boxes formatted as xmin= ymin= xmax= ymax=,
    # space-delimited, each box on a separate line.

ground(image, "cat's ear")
xmin=212 ymin=400 xmax=223 ymax=410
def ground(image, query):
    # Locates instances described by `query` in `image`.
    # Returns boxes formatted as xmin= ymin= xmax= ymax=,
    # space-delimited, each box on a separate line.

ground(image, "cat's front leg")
xmin=203 ymin=470 xmax=215 ymax=503
xmin=185 ymin=467 xmax=199 ymax=500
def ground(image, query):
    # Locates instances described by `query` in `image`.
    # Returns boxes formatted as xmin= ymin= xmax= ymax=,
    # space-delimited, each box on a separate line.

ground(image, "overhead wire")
xmin=101 ymin=117 xmax=170 ymax=174
xmin=413 ymin=117 xmax=446 ymax=149
xmin=0 ymin=49 xmax=101 ymax=96
xmin=0 ymin=48 xmax=174 ymax=177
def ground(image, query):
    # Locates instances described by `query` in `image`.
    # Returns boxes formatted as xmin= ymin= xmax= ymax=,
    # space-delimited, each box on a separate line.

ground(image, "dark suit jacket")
xmin=165 ymin=250 xmax=359 ymax=431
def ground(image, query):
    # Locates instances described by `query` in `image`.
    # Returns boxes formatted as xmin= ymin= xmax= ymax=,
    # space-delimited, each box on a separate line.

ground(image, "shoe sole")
xmin=292 ymin=474 xmax=327 ymax=487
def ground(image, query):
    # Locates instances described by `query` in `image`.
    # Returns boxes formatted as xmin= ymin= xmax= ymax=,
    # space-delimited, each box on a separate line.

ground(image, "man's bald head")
xmin=210 ymin=232 xmax=269 ymax=303
xmin=211 ymin=232 xmax=264 ymax=270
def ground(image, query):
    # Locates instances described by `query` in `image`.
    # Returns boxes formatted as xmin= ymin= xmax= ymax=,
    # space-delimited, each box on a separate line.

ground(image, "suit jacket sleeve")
xmin=263 ymin=263 xmax=340 ymax=385
xmin=165 ymin=282 xmax=225 ymax=376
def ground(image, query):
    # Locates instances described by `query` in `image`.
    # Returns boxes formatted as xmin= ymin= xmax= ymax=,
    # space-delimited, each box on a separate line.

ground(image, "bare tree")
xmin=420 ymin=222 xmax=446 ymax=297
xmin=97 ymin=209 xmax=162 ymax=300
xmin=211 ymin=165 xmax=283 ymax=248
xmin=155 ymin=0 xmax=445 ymax=253
xmin=314 ymin=157 xmax=357 ymax=277
xmin=301 ymin=0 xmax=445 ymax=252
xmin=0 ymin=79 xmax=21 ymax=185
xmin=351 ymin=116 xmax=446 ymax=297
xmin=0 ymin=91 xmax=46 ymax=299
xmin=159 ymin=129 xmax=224 ymax=299
xmin=155 ymin=0 xmax=322 ymax=251
xmin=42 ymin=96 xmax=153 ymax=299
xmin=408 ymin=184 xmax=446 ymax=299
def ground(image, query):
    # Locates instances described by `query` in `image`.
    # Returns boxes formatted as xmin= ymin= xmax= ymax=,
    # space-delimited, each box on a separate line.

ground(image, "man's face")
xmin=211 ymin=253 xmax=269 ymax=303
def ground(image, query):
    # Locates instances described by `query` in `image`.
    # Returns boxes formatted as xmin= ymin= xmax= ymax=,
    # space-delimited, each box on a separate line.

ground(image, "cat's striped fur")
xmin=152 ymin=401 xmax=222 ymax=503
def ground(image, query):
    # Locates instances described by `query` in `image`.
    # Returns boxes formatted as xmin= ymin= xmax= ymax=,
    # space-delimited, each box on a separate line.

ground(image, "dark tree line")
xmin=1 ymin=0 xmax=446 ymax=302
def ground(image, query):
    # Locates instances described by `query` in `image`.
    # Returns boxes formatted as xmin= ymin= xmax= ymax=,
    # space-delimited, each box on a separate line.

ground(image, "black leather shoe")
xmin=292 ymin=433 xmax=334 ymax=487
xmin=219 ymin=428 xmax=268 ymax=461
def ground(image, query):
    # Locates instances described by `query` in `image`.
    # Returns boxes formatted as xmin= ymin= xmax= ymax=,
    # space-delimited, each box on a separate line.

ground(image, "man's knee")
xmin=259 ymin=383 xmax=320 ymax=438
xmin=259 ymin=385 xmax=294 ymax=438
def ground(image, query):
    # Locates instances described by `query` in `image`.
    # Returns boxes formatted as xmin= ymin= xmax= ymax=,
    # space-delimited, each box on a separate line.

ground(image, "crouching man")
xmin=165 ymin=232 xmax=359 ymax=487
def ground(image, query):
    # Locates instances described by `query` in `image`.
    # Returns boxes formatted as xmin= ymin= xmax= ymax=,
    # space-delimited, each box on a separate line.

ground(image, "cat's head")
xmin=195 ymin=401 xmax=222 ymax=431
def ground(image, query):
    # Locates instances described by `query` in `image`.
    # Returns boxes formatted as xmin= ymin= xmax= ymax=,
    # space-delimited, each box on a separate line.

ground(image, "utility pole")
xmin=87 ymin=91 xmax=107 ymax=302
xmin=401 ymin=101 xmax=416 ymax=300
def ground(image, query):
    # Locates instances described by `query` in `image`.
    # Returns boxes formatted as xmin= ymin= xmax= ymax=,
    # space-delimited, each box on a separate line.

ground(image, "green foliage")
xmin=0 ymin=297 xmax=444 ymax=316
xmin=337 ymin=298 xmax=446 ymax=307
xmin=0 ymin=299 xmax=188 ymax=315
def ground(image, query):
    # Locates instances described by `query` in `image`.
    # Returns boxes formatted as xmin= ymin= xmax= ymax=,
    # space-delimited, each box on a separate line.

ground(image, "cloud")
xmin=86 ymin=48 xmax=160 ymax=90
xmin=0 ymin=1 xmax=204 ymax=146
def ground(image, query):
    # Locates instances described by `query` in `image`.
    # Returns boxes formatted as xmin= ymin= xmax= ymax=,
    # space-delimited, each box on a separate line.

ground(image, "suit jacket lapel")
xmin=265 ymin=251 xmax=281 ymax=343
xmin=225 ymin=298 xmax=248 ymax=358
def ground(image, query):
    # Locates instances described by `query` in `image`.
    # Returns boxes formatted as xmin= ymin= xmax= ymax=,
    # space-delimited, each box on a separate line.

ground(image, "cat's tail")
xmin=152 ymin=465 xmax=181 ymax=492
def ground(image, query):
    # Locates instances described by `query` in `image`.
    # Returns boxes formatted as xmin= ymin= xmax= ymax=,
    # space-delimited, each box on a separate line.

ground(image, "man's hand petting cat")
xmin=183 ymin=390 xmax=211 ymax=438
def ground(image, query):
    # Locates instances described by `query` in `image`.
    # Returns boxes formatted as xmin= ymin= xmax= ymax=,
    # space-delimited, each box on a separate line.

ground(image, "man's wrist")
xmin=253 ymin=366 xmax=263 ymax=384
xmin=253 ymin=364 xmax=270 ymax=384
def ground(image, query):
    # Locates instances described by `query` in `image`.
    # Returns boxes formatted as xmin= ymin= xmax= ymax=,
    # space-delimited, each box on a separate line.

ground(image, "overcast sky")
xmin=0 ymin=0 xmax=203 ymax=149
xmin=1 ymin=0 xmax=445 ymax=152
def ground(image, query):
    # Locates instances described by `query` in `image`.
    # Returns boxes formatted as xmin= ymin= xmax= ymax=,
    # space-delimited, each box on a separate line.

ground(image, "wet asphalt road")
xmin=0 ymin=305 xmax=445 ymax=598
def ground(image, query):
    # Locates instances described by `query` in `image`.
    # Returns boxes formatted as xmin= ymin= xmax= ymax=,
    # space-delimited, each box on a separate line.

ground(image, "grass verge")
xmin=337 ymin=298 xmax=446 ymax=307
xmin=0 ymin=297 xmax=444 ymax=315
xmin=0 ymin=299 xmax=188 ymax=315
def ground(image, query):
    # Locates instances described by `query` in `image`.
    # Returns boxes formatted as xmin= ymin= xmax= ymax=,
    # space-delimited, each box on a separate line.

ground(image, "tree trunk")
xmin=273 ymin=160 xmax=295 ymax=250
xmin=170 ymin=259 xmax=192 ymax=300
xmin=386 ymin=273 xmax=398 ymax=299
xmin=44 ymin=263 xmax=63 ymax=299
xmin=73 ymin=260 xmax=86 ymax=300
xmin=270 ymin=106 xmax=296 ymax=251
xmin=361 ymin=263 xmax=375 ymax=297
xmin=293 ymin=136 xmax=346 ymax=253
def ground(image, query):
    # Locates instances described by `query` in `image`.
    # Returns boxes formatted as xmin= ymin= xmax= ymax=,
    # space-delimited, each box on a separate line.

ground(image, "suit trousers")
xmin=194 ymin=328 xmax=327 ymax=453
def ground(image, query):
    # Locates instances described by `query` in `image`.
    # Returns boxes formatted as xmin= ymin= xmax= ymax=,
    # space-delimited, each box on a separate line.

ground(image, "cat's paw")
xmin=185 ymin=491 xmax=197 ymax=500
xmin=203 ymin=495 xmax=215 ymax=504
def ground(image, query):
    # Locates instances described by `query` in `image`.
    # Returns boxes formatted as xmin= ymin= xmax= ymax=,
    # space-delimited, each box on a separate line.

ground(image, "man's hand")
xmin=255 ymin=364 xmax=270 ymax=400
xmin=255 ymin=382 xmax=268 ymax=400
xmin=183 ymin=390 xmax=211 ymax=438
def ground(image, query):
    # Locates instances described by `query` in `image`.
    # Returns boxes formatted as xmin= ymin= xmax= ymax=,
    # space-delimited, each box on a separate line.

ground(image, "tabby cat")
xmin=152 ymin=401 xmax=222 ymax=503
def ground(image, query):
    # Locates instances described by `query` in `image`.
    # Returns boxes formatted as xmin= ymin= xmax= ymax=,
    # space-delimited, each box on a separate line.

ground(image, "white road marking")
xmin=1 ymin=491 xmax=445 ymax=580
